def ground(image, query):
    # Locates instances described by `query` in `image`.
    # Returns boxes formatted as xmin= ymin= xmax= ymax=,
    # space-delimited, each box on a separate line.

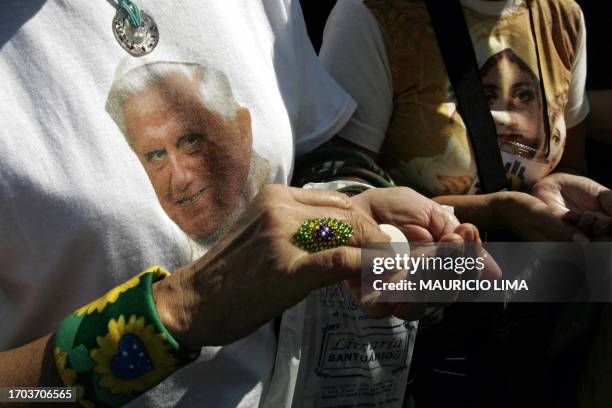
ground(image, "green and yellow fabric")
xmin=54 ymin=267 xmax=199 ymax=407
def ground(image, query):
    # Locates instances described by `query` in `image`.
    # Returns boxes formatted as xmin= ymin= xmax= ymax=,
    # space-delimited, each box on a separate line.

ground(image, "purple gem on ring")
xmin=315 ymin=223 xmax=334 ymax=242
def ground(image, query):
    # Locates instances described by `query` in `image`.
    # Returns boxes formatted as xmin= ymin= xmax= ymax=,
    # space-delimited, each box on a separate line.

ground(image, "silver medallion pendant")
xmin=112 ymin=8 xmax=159 ymax=57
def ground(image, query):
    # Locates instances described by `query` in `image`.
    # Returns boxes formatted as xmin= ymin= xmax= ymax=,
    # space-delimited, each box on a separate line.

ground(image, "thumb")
xmin=544 ymin=214 xmax=590 ymax=242
xmin=599 ymin=190 xmax=612 ymax=216
xmin=292 ymin=246 xmax=362 ymax=291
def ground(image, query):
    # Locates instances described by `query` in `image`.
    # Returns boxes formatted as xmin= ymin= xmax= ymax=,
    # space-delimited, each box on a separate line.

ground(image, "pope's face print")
xmin=122 ymin=70 xmax=252 ymax=240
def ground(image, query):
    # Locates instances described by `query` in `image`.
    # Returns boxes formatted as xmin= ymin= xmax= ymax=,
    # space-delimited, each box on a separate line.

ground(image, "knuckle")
xmin=395 ymin=186 xmax=413 ymax=196
xmin=259 ymin=197 xmax=275 ymax=216
xmin=306 ymin=188 xmax=352 ymax=209
xmin=330 ymin=190 xmax=352 ymax=208
xmin=259 ymin=187 xmax=288 ymax=212
xmin=352 ymin=220 xmax=369 ymax=244
xmin=259 ymin=184 xmax=284 ymax=199
xmin=261 ymin=204 xmax=281 ymax=229
xmin=331 ymin=247 xmax=358 ymax=271
xmin=255 ymin=199 xmax=286 ymax=232
xmin=349 ymin=212 xmax=380 ymax=244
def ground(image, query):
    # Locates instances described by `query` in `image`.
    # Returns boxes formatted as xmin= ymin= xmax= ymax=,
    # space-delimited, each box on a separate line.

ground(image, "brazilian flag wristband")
xmin=54 ymin=266 xmax=200 ymax=407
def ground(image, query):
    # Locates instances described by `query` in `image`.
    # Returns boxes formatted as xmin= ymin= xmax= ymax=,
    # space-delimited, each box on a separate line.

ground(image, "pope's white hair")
xmin=106 ymin=61 xmax=240 ymax=145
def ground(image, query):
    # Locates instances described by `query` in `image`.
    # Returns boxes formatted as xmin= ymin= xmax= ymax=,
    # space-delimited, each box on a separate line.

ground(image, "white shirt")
xmin=0 ymin=0 xmax=355 ymax=406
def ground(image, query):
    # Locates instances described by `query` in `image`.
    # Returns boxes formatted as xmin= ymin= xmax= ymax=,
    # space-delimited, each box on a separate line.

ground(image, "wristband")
xmin=54 ymin=266 xmax=199 ymax=407
xmin=302 ymin=180 xmax=374 ymax=197
xmin=292 ymin=147 xmax=395 ymax=188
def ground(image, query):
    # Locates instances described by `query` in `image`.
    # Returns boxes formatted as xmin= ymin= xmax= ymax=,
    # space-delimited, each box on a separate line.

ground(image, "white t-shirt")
xmin=0 ymin=0 xmax=355 ymax=406
xmin=320 ymin=0 xmax=589 ymax=195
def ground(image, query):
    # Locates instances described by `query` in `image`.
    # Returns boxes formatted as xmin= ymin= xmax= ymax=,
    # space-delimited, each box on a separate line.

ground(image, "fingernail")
xmin=461 ymin=228 xmax=473 ymax=243
xmin=573 ymin=233 xmax=591 ymax=243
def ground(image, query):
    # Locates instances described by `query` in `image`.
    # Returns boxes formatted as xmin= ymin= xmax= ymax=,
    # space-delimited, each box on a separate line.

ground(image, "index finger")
xmin=289 ymin=187 xmax=353 ymax=210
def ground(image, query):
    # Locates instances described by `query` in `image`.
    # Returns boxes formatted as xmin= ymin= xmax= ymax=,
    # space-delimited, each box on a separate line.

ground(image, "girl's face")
xmin=482 ymin=55 xmax=547 ymax=159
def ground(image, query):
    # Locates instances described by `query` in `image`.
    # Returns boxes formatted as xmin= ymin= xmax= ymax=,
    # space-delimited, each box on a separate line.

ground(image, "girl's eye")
xmin=515 ymin=89 xmax=535 ymax=103
xmin=484 ymin=90 xmax=497 ymax=105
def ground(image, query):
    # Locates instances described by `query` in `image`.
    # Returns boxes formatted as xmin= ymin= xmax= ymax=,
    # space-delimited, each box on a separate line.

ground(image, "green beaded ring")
xmin=292 ymin=218 xmax=354 ymax=252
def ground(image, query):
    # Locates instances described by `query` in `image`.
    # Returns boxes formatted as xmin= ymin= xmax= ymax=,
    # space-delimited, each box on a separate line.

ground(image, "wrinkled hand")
xmin=350 ymin=187 xmax=461 ymax=242
xmin=153 ymin=185 xmax=390 ymax=348
xmin=349 ymin=187 xmax=501 ymax=320
xmin=495 ymin=190 xmax=587 ymax=242
xmin=531 ymin=173 xmax=612 ymax=238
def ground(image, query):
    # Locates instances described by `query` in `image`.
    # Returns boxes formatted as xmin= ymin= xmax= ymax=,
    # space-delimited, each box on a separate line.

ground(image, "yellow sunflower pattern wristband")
xmin=54 ymin=266 xmax=200 ymax=407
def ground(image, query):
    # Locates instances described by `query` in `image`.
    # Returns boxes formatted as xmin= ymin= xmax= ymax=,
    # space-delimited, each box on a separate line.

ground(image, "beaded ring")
xmin=292 ymin=218 xmax=354 ymax=252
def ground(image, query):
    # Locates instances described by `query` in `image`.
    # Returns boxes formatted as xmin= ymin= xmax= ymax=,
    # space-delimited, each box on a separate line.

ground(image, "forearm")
xmin=0 ymin=334 xmax=62 ymax=387
xmin=433 ymin=193 xmax=502 ymax=231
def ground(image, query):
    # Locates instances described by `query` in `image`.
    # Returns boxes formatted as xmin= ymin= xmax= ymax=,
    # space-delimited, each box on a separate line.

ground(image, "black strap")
xmin=425 ymin=0 xmax=508 ymax=193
